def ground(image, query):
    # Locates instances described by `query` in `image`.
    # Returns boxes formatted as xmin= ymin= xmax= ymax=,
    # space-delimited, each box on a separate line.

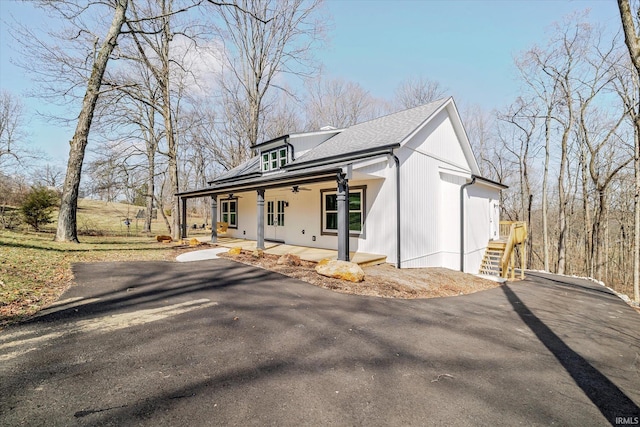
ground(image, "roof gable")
xmin=287 ymin=98 xmax=449 ymax=167
xmin=210 ymin=97 xmax=481 ymax=184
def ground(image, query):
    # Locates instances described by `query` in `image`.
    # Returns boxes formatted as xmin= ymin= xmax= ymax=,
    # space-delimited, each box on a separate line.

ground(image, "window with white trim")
xmin=261 ymin=147 xmax=288 ymax=172
xmin=220 ymin=198 xmax=238 ymax=228
xmin=321 ymin=186 xmax=365 ymax=235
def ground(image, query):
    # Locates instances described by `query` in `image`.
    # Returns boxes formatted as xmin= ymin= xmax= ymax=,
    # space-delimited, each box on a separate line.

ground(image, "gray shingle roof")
xmin=208 ymin=98 xmax=450 ymax=184
xmin=212 ymin=156 xmax=260 ymax=183
xmin=288 ymin=98 xmax=450 ymax=167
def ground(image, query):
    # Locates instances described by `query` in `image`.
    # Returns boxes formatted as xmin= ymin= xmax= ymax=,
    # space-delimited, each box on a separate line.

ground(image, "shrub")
xmin=21 ymin=186 xmax=59 ymax=231
xmin=0 ymin=206 xmax=21 ymax=229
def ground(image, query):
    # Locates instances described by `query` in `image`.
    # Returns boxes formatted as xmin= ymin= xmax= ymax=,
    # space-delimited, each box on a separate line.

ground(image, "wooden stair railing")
xmin=478 ymin=221 xmax=527 ymax=279
xmin=499 ymin=221 xmax=527 ymax=279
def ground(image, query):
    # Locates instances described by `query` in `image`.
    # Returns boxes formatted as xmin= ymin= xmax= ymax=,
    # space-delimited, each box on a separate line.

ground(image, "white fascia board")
xmin=398 ymin=97 xmax=452 ymax=147
xmin=352 ymin=155 xmax=389 ymax=170
xmin=445 ymin=100 xmax=481 ymax=175
xmin=438 ymin=166 xmax=472 ymax=179
xmin=475 ymin=178 xmax=508 ymax=191
xmin=396 ymin=97 xmax=481 ymax=176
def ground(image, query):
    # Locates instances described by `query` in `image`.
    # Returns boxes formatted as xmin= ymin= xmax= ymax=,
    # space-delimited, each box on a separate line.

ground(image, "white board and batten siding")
xmin=396 ymin=107 xmax=474 ymax=269
xmin=216 ymin=101 xmax=501 ymax=272
xmin=464 ymin=183 xmax=501 ymax=273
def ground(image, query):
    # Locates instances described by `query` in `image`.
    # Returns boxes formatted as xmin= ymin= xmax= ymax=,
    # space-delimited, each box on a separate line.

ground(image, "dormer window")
xmin=262 ymin=147 xmax=288 ymax=172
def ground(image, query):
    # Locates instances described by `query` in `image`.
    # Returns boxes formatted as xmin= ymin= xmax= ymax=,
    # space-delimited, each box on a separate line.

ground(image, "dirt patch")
xmin=218 ymin=250 xmax=501 ymax=299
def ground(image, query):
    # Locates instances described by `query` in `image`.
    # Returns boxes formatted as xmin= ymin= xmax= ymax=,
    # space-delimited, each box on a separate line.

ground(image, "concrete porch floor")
xmin=197 ymin=236 xmax=387 ymax=266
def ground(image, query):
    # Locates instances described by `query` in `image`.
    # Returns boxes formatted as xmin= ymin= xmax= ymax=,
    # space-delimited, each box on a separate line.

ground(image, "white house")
xmin=178 ymin=97 xmax=506 ymax=273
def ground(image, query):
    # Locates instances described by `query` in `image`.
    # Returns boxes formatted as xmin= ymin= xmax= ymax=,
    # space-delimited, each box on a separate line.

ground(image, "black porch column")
xmin=337 ymin=173 xmax=350 ymax=261
xmin=210 ymin=194 xmax=217 ymax=243
xmin=257 ymin=189 xmax=265 ymax=250
xmin=180 ymin=197 xmax=187 ymax=239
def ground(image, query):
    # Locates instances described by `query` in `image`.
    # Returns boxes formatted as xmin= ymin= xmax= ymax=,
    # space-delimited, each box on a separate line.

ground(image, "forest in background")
xmin=0 ymin=0 xmax=638 ymax=301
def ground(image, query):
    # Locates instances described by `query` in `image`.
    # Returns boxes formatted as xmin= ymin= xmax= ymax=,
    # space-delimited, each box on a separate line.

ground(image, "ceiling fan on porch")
xmin=291 ymin=185 xmax=311 ymax=193
xmin=226 ymin=193 xmax=243 ymax=199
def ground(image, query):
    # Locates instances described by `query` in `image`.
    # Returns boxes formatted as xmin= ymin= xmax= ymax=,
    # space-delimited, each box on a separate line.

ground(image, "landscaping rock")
xmin=252 ymin=249 xmax=264 ymax=258
xmin=315 ymin=259 xmax=365 ymax=283
xmin=156 ymin=235 xmax=172 ymax=242
xmin=228 ymin=246 xmax=242 ymax=255
xmin=277 ymin=253 xmax=301 ymax=266
xmin=189 ymin=238 xmax=201 ymax=246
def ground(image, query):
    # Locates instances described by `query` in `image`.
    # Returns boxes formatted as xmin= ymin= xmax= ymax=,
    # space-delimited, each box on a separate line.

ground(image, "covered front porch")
xmin=178 ymin=162 xmax=391 ymax=264
xmin=204 ymin=237 xmax=387 ymax=267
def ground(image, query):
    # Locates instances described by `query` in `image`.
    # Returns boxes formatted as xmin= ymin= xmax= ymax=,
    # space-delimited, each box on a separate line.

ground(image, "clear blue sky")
xmin=0 ymin=0 xmax=623 ymax=167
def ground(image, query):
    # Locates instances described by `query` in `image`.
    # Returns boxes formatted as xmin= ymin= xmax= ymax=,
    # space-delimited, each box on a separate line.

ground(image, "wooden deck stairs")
xmin=479 ymin=241 xmax=506 ymax=276
xmin=479 ymin=221 xmax=527 ymax=280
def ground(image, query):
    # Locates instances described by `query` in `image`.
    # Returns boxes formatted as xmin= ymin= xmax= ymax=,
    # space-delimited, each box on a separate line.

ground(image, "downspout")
xmin=460 ymin=175 xmax=477 ymax=272
xmin=391 ymin=151 xmax=401 ymax=269
xmin=284 ymin=136 xmax=295 ymax=161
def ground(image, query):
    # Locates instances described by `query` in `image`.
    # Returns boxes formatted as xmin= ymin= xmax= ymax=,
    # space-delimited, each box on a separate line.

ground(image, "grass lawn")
xmin=0 ymin=229 xmax=197 ymax=327
xmin=0 ymin=198 xmax=211 ymax=327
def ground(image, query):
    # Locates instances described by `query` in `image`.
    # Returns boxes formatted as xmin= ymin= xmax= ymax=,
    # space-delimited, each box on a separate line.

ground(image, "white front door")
xmin=265 ymin=198 xmax=287 ymax=242
xmin=490 ymin=200 xmax=500 ymax=240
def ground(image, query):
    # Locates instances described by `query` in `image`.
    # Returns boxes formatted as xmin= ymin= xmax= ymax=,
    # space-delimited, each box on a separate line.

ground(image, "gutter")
xmin=460 ymin=175 xmax=477 ymax=272
xmin=391 ymin=151 xmax=401 ymax=269
xmin=285 ymin=144 xmax=401 ymax=171
xmin=284 ymin=136 xmax=295 ymax=161
xmin=252 ymin=134 xmax=290 ymax=149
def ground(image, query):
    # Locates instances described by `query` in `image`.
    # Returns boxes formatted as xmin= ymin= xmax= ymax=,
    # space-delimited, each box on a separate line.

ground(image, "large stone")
xmin=252 ymin=249 xmax=264 ymax=258
xmin=228 ymin=246 xmax=242 ymax=256
xmin=277 ymin=253 xmax=301 ymax=266
xmin=156 ymin=235 xmax=172 ymax=242
xmin=315 ymin=259 xmax=365 ymax=283
xmin=189 ymin=238 xmax=201 ymax=246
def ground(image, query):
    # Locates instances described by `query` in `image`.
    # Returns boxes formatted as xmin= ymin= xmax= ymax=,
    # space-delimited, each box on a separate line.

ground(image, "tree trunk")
xmin=542 ymin=114 xmax=551 ymax=271
xmin=581 ymin=146 xmax=592 ymax=276
xmin=617 ymin=0 xmax=640 ymax=304
xmin=55 ymin=0 xmax=129 ymax=242
xmin=635 ymin=116 xmax=640 ymax=302
xmin=144 ymin=145 xmax=155 ymax=234
xmin=556 ymin=87 xmax=573 ymax=275
xmin=592 ymin=189 xmax=607 ymax=281
xmin=159 ymin=2 xmax=180 ymax=240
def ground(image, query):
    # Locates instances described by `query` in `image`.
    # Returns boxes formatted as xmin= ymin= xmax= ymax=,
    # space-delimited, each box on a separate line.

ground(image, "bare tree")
xmin=393 ymin=75 xmax=446 ymax=109
xmin=304 ymin=76 xmax=381 ymax=130
xmin=0 ymin=90 xmax=28 ymax=169
xmin=574 ymin=40 xmax=630 ymax=281
xmin=124 ymin=0 xmax=187 ymax=239
xmin=497 ymin=97 xmax=541 ymax=266
xmin=516 ymin=46 xmax=562 ymax=272
xmin=97 ymin=57 xmax=164 ymax=234
xmin=30 ymin=164 xmax=65 ymax=190
xmin=617 ymin=0 xmax=640 ymax=303
xmin=464 ymin=104 xmax=504 ymax=181
xmin=263 ymin=90 xmax=304 ymax=139
xmin=52 ymin=0 xmax=129 ymax=242
xmin=215 ymin=0 xmax=325 ymax=148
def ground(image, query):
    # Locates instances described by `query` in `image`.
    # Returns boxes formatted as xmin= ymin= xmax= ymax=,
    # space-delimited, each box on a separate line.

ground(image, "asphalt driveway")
xmin=1 ymin=260 xmax=639 ymax=426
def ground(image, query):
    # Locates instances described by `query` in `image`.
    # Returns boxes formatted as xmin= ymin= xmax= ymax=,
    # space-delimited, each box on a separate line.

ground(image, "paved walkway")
xmin=1 ymin=262 xmax=638 ymax=426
